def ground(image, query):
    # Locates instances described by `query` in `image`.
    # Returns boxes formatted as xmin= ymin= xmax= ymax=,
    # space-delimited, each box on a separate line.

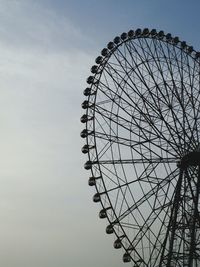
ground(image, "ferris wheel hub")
xmin=178 ymin=152 xmax=200 ymax=169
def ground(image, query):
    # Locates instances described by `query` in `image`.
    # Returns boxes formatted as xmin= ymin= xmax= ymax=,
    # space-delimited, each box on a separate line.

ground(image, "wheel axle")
xmin=178 ymin=152 xmax=200 ymax=169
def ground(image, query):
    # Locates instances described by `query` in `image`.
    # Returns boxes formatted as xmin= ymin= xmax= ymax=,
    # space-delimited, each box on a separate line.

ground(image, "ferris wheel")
xmin=81 ymin=28 xmax=200 ymax=267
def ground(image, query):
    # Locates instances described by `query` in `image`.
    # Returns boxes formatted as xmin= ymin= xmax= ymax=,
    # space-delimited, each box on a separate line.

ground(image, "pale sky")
xmin=0 ymin=0 xmax=200 ymax=267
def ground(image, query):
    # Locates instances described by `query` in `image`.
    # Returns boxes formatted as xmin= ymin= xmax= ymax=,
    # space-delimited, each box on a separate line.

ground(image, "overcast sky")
xmin=0 ymin=1 xmax=200 ymax=267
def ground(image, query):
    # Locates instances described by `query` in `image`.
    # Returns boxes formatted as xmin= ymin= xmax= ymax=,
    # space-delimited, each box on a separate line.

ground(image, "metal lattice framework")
xmin=80 ymin=28 xmax=200 ymax=267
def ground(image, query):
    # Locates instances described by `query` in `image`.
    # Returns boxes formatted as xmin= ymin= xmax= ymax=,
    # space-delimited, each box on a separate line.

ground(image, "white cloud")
xmin=0 ymin=1 xmax=105 ymax=267
xmin=0 ymin=1 xmax=125 ymax=267
xmin=0 ymin=0 xmax=95 ymax=53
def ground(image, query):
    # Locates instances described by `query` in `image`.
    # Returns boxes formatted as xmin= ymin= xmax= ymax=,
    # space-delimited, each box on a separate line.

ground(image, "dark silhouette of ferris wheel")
xmin=81 ymin=28 xmax=200 ymax=267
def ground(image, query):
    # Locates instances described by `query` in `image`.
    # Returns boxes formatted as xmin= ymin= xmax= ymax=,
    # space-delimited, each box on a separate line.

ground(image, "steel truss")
xmin=81 ymin=28 xmax=200 ymax=267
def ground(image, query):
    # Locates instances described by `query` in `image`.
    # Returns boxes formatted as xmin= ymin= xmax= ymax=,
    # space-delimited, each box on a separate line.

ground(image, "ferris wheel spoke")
xmin=129 ymin=197 xmax=172 ymax=258
xmin=140 ymin=39 xmax=195 ymax=151
xmin=98 ymin=162 xmax=176 ymax=190
xmin=115 ymin=196 xmax=170 ymax=261
xmin=184 ymin=47 xmax=196 ymax=91
xmin=101 ymin=161 xmax=170 ymax=196
xmin=122 ymin=41 xmax=186 ymax=154
xmin=129 ymin=38 xmax=169 ymax=88
xmin=148 ymin=210 xmax=172 ymax=266
xmin=138 ymin=38 xmax=170 ymax=84
xmin=107 ymin=48 xmax=166 ymax=114
xmin=184 ymin=58 xmax=200 ymax=150
xmin=185 ymin=168 xmax=199 ymax=203
xmin=115 ymin=43 xmax=160 ymax=97
xmin=167 ymin=46 xmax=199 ymax=149
xmin=164 ymin=43 xmax=197 ymax=149
xmin=101 ymin=61 xmax=181 ymax=155
xmin=94 ymin=129 xmax=176 ymax=161
xmin=94 ymin=131 xmax=158 ymax=148
xmin=110 ymin=168 xmax=179 ymax=225
xmin=114 ymin=161 xmax=173 ymax=220
xmin=94 ymin=114 xmax=118 ymax=140
xmin=94 ymin=104 xmax=178 ymax=158
xmin=132 ymin=41 xmax=171 ymax=107
xmin=184 ymin=88 xmax=200 ymax=142
xmin=166 ymin=102 xmax=196 ymax=152
xmin=97 ymin=161 xmax=176 ymax=211
xmin=138 ymin=163 xmax=174 ymax=203
xmin=102 ymin=63 xmax=165 ymax=125
xmin=92 ymin=119 xmax=118 ymax=161
xmin=134 ymin=40 xmax=169 ymax=98
xmin=115 ymin=43 xmax=157 ymax=90
xmin=141 ymin=96 xmax=185 ymax=153
xmin=99 ymin=164 xmax=127 ymax=185
xmin=98 ymin=66 xmax=144 ymax=109
xmin=144 ymin=40 xmax=186 ymax=137
xmin=104 ymin=59 xmax=160 ymax=113
xmin=98 ymin=158 xmax=177 ymax=165
xmin=162 ymin=42 xmax=200 ymax=151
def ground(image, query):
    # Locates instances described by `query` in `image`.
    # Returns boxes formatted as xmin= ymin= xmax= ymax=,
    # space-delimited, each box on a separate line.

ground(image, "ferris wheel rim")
xmin=81 ymin=27 xmax=200 ymax=265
